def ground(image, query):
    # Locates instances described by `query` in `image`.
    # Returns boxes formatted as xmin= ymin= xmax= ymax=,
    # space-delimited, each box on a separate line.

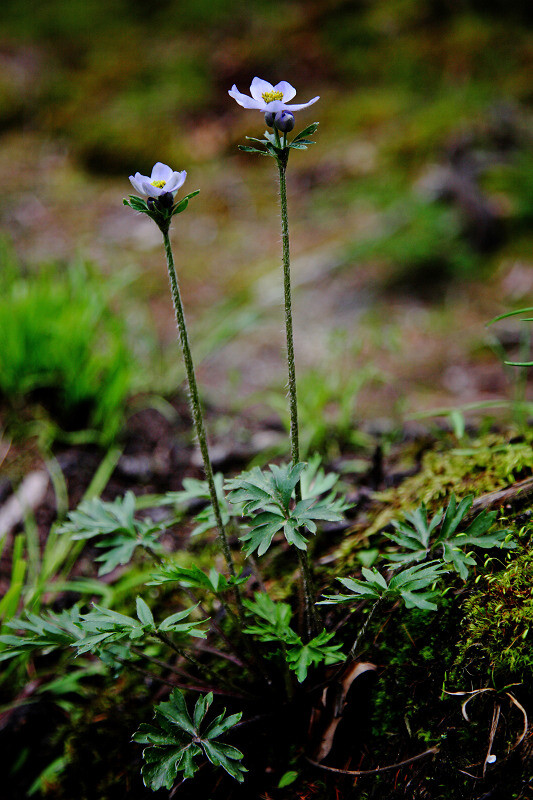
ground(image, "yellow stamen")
xmin=151 ymin=179 xmax=166 ymax=189
xmin=262 ymin=90 xmax=284 ymax=103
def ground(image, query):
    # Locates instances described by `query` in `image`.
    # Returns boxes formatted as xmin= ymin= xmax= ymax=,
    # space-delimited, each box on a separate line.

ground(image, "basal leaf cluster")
xmin=133 ymin=689 xmax=245 ymax=788
xmin=226 ymin=462 xmax=345 ymax=556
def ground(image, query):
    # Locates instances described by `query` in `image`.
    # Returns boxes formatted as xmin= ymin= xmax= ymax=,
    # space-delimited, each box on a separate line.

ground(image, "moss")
xmin=454 ymin=549 xmax=533 ymax=680
xmin=366 ymin=432 xmax=533 ymax=536
xmin=364 ymin=599 xmax=457 ymax=746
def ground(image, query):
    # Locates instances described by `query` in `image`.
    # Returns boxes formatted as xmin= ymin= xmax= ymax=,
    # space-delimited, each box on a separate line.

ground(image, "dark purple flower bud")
xmin=157 ymin=191 xmax=174 ymax=209
xmin=147 ymin=197 xmax=157 ymax=211
xmin=274 ymin=111 xmax=295 ymax=132
xmin=264 ymin=110 xmax=276 ymax=127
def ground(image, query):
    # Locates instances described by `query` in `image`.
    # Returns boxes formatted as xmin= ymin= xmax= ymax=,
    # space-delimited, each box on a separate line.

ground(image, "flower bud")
xmin=264 ymin=110 xmax=276 ymax=127
xmin=274 ymin=111 xmax=295 ymax=132
xmin=147 ymin=197 xmax=157 ymax=211
xmin=157 ymin=191 xmax=175 ymax=209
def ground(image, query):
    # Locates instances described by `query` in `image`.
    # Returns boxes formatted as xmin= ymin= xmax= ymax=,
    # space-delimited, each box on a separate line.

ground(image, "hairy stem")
xmin=277 ymin=159 xmax=319 ymax=640
xmin=162 ymin=231 xmax=244 ymax=623
xmin=348 ymin=598 xmax=382 ymax=661
xmin=277 ymin=163 xmax=300 ymax=469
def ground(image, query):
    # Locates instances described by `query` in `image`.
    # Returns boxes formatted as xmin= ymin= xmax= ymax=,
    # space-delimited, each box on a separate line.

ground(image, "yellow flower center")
xmin=262 ymin=90 xmax=284 ymax=103
xmin=151 ymin=179 xmax=166 ymax=189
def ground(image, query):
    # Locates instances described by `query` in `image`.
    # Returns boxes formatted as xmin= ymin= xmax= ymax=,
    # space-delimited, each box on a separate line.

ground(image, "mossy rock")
xmin=454 ymin=549 xmax=533 ymax=681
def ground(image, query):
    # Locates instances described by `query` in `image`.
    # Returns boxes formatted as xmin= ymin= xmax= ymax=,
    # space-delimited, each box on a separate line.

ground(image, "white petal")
xmin=250 ymin=77 xmax=274 ymax=102
xmin=273 ymin=81 xmax=296 ymax=101
xmin=151 ymin=162 xmax=172 ymax=181
xmin=264 ymin=100 xmax=284 ymax=112
xmin=228 ymin=85 xmax=263 ymax=110
xmin=129 ymin=174 xmax=147 ymax=195
xmin=283 ymin=96 xmax=320 ymax=111
xmin=165 ymin=171 xmax=187 ymax=193
xmin=141 ymin=178 xmax=160 ymax=196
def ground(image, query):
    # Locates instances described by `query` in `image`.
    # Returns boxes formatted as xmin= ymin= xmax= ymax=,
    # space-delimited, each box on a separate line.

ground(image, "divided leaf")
xmin=320 ymin=561 xmax=448 ymax=611
xmin=73 ymin=600 xmax=205 ymax=655
xmin=134 ymin=689 xmax=245 ymax=789
xmin=242 ymin=593 xmax=344 ymax=681
xmin=59 ymin=492 xmax=167 ymax=575
xmin=227 ymin=461 xmax=345 ymax=557
xmin=387 ymin=494 xmax=515 ymax=579
xmin=285 ymin=629 xmax=344 ymax=682
xmin=148 ymin=563 xmax=249 ymax=594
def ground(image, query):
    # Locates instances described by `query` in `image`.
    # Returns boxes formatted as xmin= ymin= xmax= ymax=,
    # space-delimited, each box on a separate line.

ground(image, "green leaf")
xmin=136 ymin=690 xmax=244 ymax=787
xmin=240 ymin=514 xmax=285 ymax=557
xmin=285 ymin=629 xmax=344 ymax=682
xmin=204 ymin=711 xmax=243 ymax=740
xmin=322 ymin=560 xmax=447 ymax=609
xmin=60 ymin=493 xmax=165 ymax=575
xmin=439 ymin=494 xmax=472 ymax=540
xmin=387 ymin=495 xmax=514 ymax=580
xmin=229 ymin=461 xmax=346 ymax=556
xmin=293 ymin=122 xmax=319 ymax=140
xmin=136 ymin=597 xmax=155 ymax=629
xmin=238 ymin=145 xmax=267 ymax=154
xmin=201 ymin=740 xmax=247 ymax=782
xmin=193 ymin=692 xmax=212 ymax=729
xmin=141 ymin=743 xmax=196 ymax=790
xmin=172 ymin=190 xmax=200 ymax=216
xmin=158 ymin=606 xmax=207 ymax=638
xmin=278 ymin=770 xmax=299 ymax=788
xmin=242 ymin=593 xmax=298 ymax=647
xmin=149 ymin=563 xmax=249 ymax=594
xmin=488 ymin=307 xmax=533 ymax=324
xmin=157 ymin=691 xmax=196 ymax=736
xmin=400 ymin=590 xmax=438 ymax=611
xmin=283 ymin=519 xmax=309 ymax=550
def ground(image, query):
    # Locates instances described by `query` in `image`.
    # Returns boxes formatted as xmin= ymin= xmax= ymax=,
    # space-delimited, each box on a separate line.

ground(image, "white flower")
xmin=228 ymin=77 xmax=319 ymax=114
xmin=129 ymin=163 xmax=187 ymax=198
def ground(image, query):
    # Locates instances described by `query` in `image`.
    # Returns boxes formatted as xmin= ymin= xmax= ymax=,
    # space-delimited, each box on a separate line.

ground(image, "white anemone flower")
xmin=228 ymin=77 xmax=319 ymax=114
xmin=129 ymin=163 xmax=187 ymax=198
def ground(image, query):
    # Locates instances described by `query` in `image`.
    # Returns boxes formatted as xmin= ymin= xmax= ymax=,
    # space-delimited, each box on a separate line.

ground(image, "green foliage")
xmin=387 ymin=494 xmax=515 ymax=580
xmin=320 ymin=561 xmax=449 ymax=611
xmin=123 ymin=190 xmax=200 ymax=233
xmin=243 ymin=593 xmax=344 ymax=682
xmin=0 ymin=259 xmax=134 ymax=443
xmin=367 ymin=434 xmax=533 ymax=535
xmin=148 ymin=563 xmax=249 ymax=594
xmin=0 ymin=606 xmax=84 ymax=661
xmin=73 ymin=599 xmax=206 ymax=656
xmin=59 ymin=492 xmax=167 ymax=576
xmin=226 ymin=462 xmax=345 ymax=556
xmin=0 ymin=599 xmax=205 ymax=661
xmin=455 ymin=552 xmax=533 ymax=678
xmin=133 ymin=689 xmax=246 ymax=788
xmin=164 ymin=473 xmax=236 ymax=537
xmin=284 ymin=629 xmax=345 ymax=683
xmin=239 ymin=123 xmax=319 ymax=161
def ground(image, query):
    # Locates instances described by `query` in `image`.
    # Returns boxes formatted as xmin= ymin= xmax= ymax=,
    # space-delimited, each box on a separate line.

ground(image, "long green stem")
xmin=277 ymin=163 xmax=300 ymax=468
xmin=348 ymin=599 xmax=381 ymax=660
xmin=277 ymin=160 xmax=319 ymax=639
xmin=162 ymin=231 xmax=245 ymax=623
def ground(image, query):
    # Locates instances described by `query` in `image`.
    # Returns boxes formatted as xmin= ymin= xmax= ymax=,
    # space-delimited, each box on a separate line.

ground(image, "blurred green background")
xmin=1 ymin=0 xmax=532 ymax=442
